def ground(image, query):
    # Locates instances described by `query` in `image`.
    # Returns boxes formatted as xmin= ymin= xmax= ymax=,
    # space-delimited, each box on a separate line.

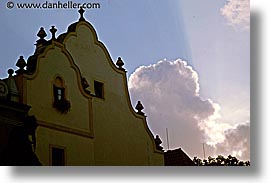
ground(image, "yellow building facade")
xmin=11 ymin=9 xmax=164 ymax=166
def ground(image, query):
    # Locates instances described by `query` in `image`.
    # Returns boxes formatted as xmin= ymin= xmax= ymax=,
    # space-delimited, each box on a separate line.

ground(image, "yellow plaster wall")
xmin=64 ymin=22 xmax=164 ymax=165
xmin=26 ymin=46 xmax=91 ymax=133
xmin=22 ymin=21 xmax=163 ymax=165
xmin=36 ymin=126 xmax=94 ymax=166
xmin=24 ymin=45 xmax=95 ymax=165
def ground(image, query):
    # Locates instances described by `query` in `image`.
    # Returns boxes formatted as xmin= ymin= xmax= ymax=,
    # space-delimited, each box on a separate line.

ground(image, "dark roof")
xmin=164 ymin=148 xmax=195 ymax=166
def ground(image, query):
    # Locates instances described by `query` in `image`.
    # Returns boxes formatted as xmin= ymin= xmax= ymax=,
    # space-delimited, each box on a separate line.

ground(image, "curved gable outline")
xmin=23 ymin=41 xmax=95 ymax=139
xmin=24 ymin=21 xmax=163 ymax=155
xmin=24 ymin=41 xmax=92 ymax=100
xmin=60 ymin=21 xmax=121 ymax=74
xmin=61 ymin=21 xmax=163 ymax=154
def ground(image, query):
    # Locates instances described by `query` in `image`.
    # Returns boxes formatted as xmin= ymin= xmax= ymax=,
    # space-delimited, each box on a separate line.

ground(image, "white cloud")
xmin=215 ymin=123 xmax=250 ymax=160
xmin=220 ymin=0 xmax=250 ymax=30
xmin=129 ymin=59 xmax=250 ymax=159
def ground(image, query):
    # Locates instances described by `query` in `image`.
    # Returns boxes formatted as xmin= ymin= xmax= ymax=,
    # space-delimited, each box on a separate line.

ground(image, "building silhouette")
xmin=0 ymin=70 xmax=41 ymax=165
xmin=0 ymin=8 xmax=165 ymax=166
xmin=164 ymin=148 xmax=195 ymax=166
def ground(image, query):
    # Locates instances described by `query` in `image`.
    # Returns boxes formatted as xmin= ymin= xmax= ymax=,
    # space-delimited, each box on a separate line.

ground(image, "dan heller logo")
xmin=6 ymin=1 xmax=101 ymax=9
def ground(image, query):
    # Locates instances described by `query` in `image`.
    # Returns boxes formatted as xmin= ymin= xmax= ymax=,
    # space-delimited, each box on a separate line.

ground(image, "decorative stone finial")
xmin=7 ymin=69 xmax=14 ymax=77
xmin=116 ymin=57 xmax=125 ymax=70
xmin=15 ymin=56 xmax=27 ymax=74
xmin=36 ymin=27 xmax=47 ymax=47
xmin=78 ymin=7 xmax=85 ymax=21
xmin=16 ymin=56 xmax=26 ymax=69
xmin=50 ymin=26 xmax=57 ymax=40
xmin=154 ymin=135 xmax=163 ymax=151
xmin=135 ymin=101 xmax=144 ymax=115
xmin=37 ymin=27 xmax=47 ymax=40
xmin=81 ymin=77 xmax=91 ymax=94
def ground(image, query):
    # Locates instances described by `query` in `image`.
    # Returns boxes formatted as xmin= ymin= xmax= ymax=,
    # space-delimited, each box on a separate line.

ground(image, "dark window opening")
xmin=53 ymin=85 xmax=65 ymax=101
xmin=94 ymin=81 xmax=104 ymax=98
xmin=51 ymin=147 xmax=65 ymax=166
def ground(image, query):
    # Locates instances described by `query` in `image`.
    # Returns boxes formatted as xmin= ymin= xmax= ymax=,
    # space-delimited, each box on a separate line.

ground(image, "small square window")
xmin=94 ymin=81 xmax=104 ymax=99
xmin=51 ymin=147 xmax=65 ymax=166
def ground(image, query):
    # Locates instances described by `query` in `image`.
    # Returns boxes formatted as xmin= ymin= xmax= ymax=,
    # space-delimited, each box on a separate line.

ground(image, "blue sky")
xmin=0 ymin=0 xmax=250 ymax=159
xmin=0 ymin=0 xmax=192 ymax=76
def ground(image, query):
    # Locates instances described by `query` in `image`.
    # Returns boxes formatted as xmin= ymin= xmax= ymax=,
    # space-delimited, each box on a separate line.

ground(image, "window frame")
xmin=53 ymin=85 xmax=65 ymax=102
xmin=52 ymin=76 xmax=71 ymax=113
xmin=94 ymin=80 xmax=104 ymax=99
xmin=49 ymin=145 xmax=66 ymax=166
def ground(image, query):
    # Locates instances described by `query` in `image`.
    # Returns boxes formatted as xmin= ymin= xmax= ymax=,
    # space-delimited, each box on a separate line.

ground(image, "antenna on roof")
xmin=202 ymin=143 xmax=206 ymax=160
xmin=166 ymin=128 xmax=170 ymax=150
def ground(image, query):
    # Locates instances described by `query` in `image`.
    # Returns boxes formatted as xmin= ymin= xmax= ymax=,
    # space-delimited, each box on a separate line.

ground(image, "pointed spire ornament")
xmin=78 ymin=7 xmax=85 ymax=21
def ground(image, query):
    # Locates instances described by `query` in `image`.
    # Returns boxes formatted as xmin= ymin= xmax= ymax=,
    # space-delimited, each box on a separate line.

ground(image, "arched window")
xmin=53 ymin=77 xmax=65 ymax=102
xmin=52 ymin=76 xmax=70 ymax=114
